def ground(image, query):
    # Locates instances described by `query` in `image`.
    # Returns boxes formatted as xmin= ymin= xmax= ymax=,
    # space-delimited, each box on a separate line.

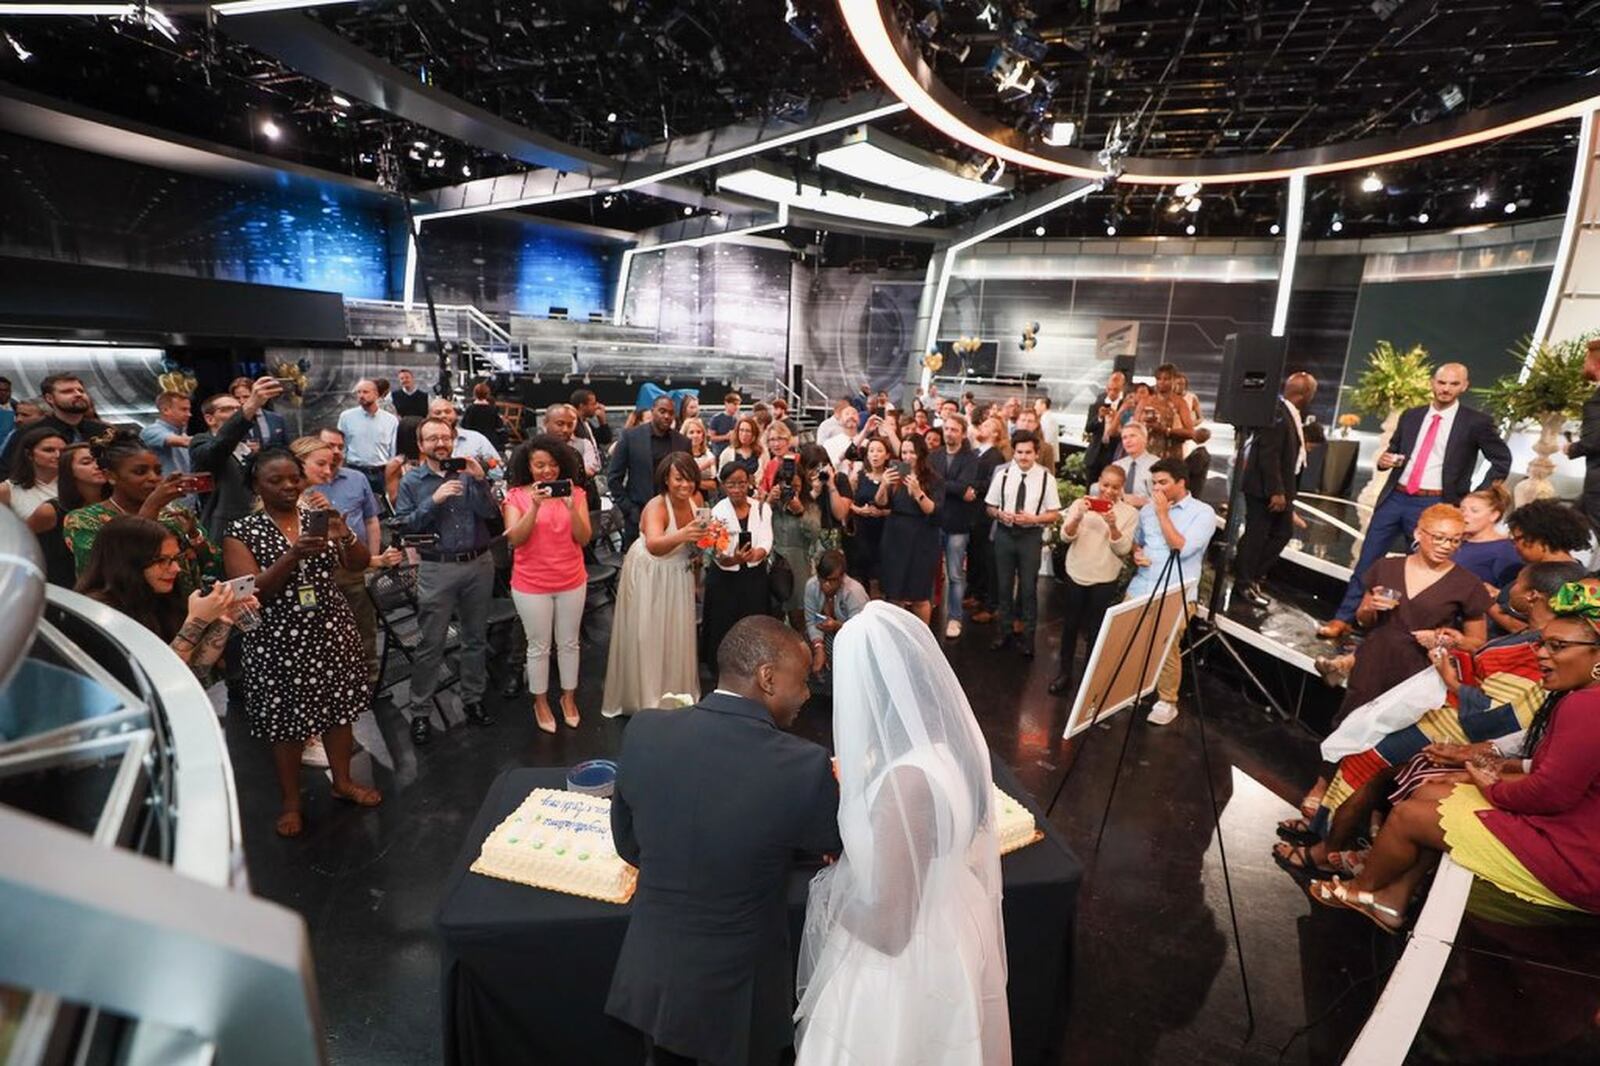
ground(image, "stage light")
xmin=260 ymin=119 xmax=281 ymax=141
xmin=1106 ymin=225 xmax=1117 ymax=236
xmin=1185 ymin=196 xmax=1202 ymax=213
xmin=607 ymin=112 xmax=617 ymax=123
xmin=1330 ymin=218 xmax=1344 ymax=232
xmin=461 ymin=163 xmax=472 ymax=177
xmin=413 ymin=140 xmax=429 ymax=150
xmin=1471 ymin=190 xmax=1489 ymax=209
xmin=1043 ymin=120 xmax=1076 ymax=147
xmin=1034 ymin=225 xmax=1045 ymax=237
xmin=4 ymin=32 xmax=30 ymax=61
xmin=1360 ymin=172 xmax=1383 ymax=193
xmin=683 ymin=205 xmax=694 ymax=216
xmin=1166 ymin=197 xmax=1185 ymax=214
xmin=817 ymin=127 xmax=1009 ymax=204
xmin=331 ymin=92 xmax=351 ymax=108
xmin=601 ymin=194 xmax=615 ymax=208
xmin=1269 ymin=223 xmax=1281 ymax=235
xmin=1417 ymin=210 xmax=1430 ymax=224
xmin=1174 ymin=180 xmax=1202 ymax=198
xmin=212 ymin=0 xmax=364 ymax=14
xmin=1504 ymin=201 xmax=1518 ymax=214
xmin=1185 ymin=223 xmax=1196 ymax=235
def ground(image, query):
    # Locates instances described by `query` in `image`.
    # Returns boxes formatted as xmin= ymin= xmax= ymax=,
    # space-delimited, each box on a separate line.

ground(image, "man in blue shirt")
xmin=802 ymin=549 xmax=870 ymax=689
xmin=314 ymin=426 xmax=390 ymax=686
xmin=140 ymin=390 xmax=193 ymax=508
xmin=707 ymin=392 xmax=740 ymax=458
xmin=338 ymin=379 xmax=400 ymax=497
xmin=1125 ymin=457 xmax=1217 ymax=726
xmin=394 ymin=417 xmax=499 ymax=744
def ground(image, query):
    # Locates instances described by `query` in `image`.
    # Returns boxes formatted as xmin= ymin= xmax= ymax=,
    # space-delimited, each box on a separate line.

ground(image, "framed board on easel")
xmin=1063 ymin=582 xmax=1190 ymax=740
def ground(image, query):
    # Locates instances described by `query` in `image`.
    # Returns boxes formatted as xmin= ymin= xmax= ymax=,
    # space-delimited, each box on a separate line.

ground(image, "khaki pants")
xmin=1156 ymin=604 xmax=1196 ymax=704
xmin=335 ymin=567 xmax=379 ymax=685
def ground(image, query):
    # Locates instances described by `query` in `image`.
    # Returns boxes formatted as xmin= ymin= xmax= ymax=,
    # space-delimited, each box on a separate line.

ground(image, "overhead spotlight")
xmin=1034 ymin=225 xmax=1046 ymax=237
xmin=1043 ymin=120 xmax=1076 ymax=147
xmin=1417 ymin=210 xmax=1431 ymax=224
xmin=3 ymin=32 xmax=30 ymax=62
xmin=1331 ymin=217 xmax=1344 ymax=233
xmin=1471 ymin=190 xmax=1489 ymax=209
xmin=1361 ymin=172 xmax=1383 ymax=193
xmin=461 ymin=163 xmax=472 ymax=177
xmin=1103 ymin=225 xmax=1116 ymax=237
xmin=601 ymin=194 xmax=615 ymax=208
xmin=1184 ymin=223 xmax=1197 ymax=236
xmin=1439 ymin=83 xmax=1465 ymax=113
xmin=1185 ymin=196 xmax=1202 ymax=213
xmin=1269 ymin=222 xmax=1281 ymax=235
xmin=1504 ymin=201 xmax=1518 ymax=214
xmin=1174 ymin=180 xmax=1202 ymax=199
xmin=606 ymin=111 xmax=617 ymax=123
xmin=260 ymin=118 xmax=281 ymax=141
xmin=682 ymin=205 xmax=694 ymax=216
xmin=976 ymin=2 xmax=999 ymax=30
xmin=1165 ymin=197 xmax=1186 ymax=214
xmin=330 ymin=92 xmax=351 ymax=108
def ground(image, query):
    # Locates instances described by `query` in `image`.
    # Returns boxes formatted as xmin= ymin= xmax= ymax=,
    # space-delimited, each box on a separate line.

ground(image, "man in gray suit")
xmin=607 ymin=616 xmax=840 ymax=1066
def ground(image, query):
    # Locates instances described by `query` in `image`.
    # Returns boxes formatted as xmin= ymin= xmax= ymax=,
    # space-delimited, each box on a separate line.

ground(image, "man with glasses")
xmin=1320 ymin=363 xmax=1510 ymax=641
xmin=394 ymin=418 xmax=498 ymax=744
xmin=190 ymin=378 xmax=284 ymax=541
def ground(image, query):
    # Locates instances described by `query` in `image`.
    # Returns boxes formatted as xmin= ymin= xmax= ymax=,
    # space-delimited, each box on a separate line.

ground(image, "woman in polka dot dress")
xmin=223 ymin=447 xmax=382 ymax=838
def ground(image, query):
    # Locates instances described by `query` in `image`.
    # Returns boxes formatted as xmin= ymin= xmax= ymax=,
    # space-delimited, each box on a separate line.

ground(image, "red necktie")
xmin=1404 ymin=413 xmax=1442 ymax=495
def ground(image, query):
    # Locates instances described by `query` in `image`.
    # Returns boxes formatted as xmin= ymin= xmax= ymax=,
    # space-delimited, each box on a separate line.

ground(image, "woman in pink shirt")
xmin=503 ymin=435 xmax=592 ymax=733
xmin=1308 ymin=580 xmax=1600 ymax=930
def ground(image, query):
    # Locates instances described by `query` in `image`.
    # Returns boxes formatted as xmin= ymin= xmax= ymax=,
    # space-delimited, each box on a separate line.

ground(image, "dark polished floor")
xmin=225 ymin=570 xmax=1600 ymax=1065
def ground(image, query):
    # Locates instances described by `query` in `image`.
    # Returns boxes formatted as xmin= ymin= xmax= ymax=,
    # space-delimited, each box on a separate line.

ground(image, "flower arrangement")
xmin=1336 ymin=413 xmax=1361 ymax=438
xmin=695 ymin=519 xmax=729 ymax=556
xmin=1484 ymin=331 xmax=1600 ymax=430
xmin=1346 ymin=341 xmax=1433 ymax=419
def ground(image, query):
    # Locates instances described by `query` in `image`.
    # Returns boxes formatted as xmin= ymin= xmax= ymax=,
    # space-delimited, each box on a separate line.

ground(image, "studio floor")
xmin=224 ymin=574 xmax=1600 ymax=1066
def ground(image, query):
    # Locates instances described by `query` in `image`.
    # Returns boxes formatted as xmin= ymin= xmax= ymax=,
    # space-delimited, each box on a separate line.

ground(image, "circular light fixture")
xmin=607 ymin=111 xmax=618 ymax=123
xmin=1106 ymin=225 xmax=1117 ymax=236
xmin=1504 ymin=201 xmax=1518 ymax=214
xmin=1360 ymin=172 xmax=1383 ymax=193
xmin=1184 ymin=223 xmax=1196 ymax=235
xmin=835 ymin=0 xmax=1600 ymax=185
xmin=1034 ymin=224 xmax=1046 ymax=237
xmin=1471 ymin=190 xmax=1490 ymax=209
xmin=1417 ymin=211 xmax=1431 ymax=224
xmin=683 ymin=205 xmax=694 ymax=216
xmin=1185 ymin=196 xmax=1202 ymax=213
xmin=1174 ymin=180 xmax=1202 ymax=198
xmin=330 ymin=93 xmax=352 ymax=109
xmin=1269 ymin=223 xmax=1281 ymax=235
xmin=1331 ymin=219 xmax=1344 ymax=232
xmin=260 ymin=119 xmax=281 ymax=141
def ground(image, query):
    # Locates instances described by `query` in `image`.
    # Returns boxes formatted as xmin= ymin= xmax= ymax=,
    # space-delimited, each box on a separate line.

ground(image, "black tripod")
xmin=1184 ymin=425 xmax=1287 ymax=718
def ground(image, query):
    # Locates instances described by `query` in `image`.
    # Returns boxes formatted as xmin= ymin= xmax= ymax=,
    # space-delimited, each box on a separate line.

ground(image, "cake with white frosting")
xmin=994 ymin=785 xmax=1043 ymax=855
xmin=470 ymin=788 xmax=638 ymax=904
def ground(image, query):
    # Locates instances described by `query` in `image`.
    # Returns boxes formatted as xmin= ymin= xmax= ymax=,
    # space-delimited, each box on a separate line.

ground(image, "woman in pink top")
xmin=1308 ymin=581 xmax=1600 ymax=931
xmin=503 ymin=435 xmax=592 ymax=734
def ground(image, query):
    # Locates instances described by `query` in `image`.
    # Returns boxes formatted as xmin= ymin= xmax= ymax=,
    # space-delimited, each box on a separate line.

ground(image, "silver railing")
xmin=0 ymin=509 xmax=324 ymax=1065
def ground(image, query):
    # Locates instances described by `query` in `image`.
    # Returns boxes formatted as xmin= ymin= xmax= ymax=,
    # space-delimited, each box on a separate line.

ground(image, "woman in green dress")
xmin=63 ymin=429 xmax=221 ymax=593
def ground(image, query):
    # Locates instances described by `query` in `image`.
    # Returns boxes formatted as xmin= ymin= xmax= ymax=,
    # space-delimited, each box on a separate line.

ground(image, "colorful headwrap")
xmin=1547 ymin=581 xmax=1600 ymax=621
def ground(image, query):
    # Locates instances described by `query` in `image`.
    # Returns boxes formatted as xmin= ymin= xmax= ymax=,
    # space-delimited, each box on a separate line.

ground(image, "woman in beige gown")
xmin=601 ymin=452 xmax=707 ymax=716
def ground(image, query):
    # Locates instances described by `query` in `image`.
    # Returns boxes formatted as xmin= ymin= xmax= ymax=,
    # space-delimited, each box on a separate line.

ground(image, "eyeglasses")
xmin=1418 ymin=529 xmax=1463 ymax=546
xmin=147 ymin=553 xmax=183 ymax=568
xmin=1536 ymin=637 xmax=1600 ymax=653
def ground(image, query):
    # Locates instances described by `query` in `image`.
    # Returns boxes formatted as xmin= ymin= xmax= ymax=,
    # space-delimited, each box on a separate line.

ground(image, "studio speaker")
xmin=1111 ymin=353 xmax=1136 ymax=378
xmin=1214 ymin=332 xmax=1286 ymax=429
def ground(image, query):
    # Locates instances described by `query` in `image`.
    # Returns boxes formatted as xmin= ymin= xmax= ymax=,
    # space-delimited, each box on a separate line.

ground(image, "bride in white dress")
xmin=795 ymin=601 xmax=1011 ymax=1065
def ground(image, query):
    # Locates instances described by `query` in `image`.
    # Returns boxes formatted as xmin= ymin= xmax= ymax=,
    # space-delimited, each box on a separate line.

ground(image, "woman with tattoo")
xmin=75 ymin=515 xmax=248 ymax=679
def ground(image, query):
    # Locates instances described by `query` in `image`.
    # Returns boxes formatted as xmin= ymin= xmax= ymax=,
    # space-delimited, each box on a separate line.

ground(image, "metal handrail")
xmin=772 ymin=377 xmax=801 ymax=406
xmin=803 ymin=379 xmax=831 ymax=407
xmin=0 ymin=508 xmax=46 ymax=692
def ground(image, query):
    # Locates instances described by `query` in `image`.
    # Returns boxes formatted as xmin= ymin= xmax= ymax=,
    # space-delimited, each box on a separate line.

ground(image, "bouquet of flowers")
xmin=696 ymin=518 xmax=730 ymax=557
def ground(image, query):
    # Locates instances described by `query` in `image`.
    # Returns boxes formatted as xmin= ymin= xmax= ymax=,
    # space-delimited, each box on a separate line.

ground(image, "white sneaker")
xmin=1146 ymin=700 xmax=1179 ymax=726
xmin=945 ymin=619 xmax=963 ymax=639
xmin=300 ymin=736 xmax=330 ymax=767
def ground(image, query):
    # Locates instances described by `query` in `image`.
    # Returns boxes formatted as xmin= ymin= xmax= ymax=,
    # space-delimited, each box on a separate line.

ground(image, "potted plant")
xmin=1486 ymin=331 xmax=1600 ymax=503
xmin=1343 ymin=342 xmax=1433 ymax=537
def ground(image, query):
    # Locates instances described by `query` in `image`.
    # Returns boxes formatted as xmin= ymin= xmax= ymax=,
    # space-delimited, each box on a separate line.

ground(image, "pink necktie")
xmin=1404 ymin=413 xmax=1442 ymax=495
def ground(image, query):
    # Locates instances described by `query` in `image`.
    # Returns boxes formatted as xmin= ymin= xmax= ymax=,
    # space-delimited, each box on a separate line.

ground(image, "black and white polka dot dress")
xmin=227 ymin=510 xmax=370 ymax=743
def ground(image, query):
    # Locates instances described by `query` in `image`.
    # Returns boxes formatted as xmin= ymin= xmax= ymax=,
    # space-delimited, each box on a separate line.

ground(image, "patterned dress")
xmin=227 ymin=510 xmax=370 ymax=743
xmin=64 ymin=500 xmax=222 ymax=593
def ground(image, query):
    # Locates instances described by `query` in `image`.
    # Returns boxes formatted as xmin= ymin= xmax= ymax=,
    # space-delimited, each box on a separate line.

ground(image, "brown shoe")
xmin=1316 ymin=619 xmax=1352 ymax=640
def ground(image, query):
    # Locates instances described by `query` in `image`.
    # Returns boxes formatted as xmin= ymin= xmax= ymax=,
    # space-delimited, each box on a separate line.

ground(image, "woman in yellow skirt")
xmin=1307 ymin=581 xmax=1600 ymax=931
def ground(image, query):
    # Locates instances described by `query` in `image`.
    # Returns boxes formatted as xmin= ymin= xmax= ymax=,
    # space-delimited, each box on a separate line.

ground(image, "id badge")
xmin=295 ymin=583 xmax=319 ymax=611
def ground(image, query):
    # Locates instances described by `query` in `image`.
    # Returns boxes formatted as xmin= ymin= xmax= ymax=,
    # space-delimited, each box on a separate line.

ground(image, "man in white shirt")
xmin=1108 ymin=423 xmax=1155 ymax=507
xmin=1235 ymin=372 xmax=1317 ymax=610
xmin=1126 ymin=457 xmax=1218 ymax=725
xmin=984 ymin=431 xmax=1062 ymax=659
xmin=337 ymin=379 xmax=400 ymax=496
xmin=429 ymin=397 xmax=502 ymax=472
xmin=814 ymin=400 xmax=859 ymax=446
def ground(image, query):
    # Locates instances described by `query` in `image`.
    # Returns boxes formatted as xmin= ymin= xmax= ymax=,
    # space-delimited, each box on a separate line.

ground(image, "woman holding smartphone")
xmin=874 ymin=434 xmax=942 ymax=624
xmin=503 ymin=435 xmax=592 ymax=734
xmin=846 ymin=437 xmax=893 ymax=596
xmin=223 ymin=447 xmax=378 ymax=838
xmin=703 ymin=465 xmax=773 ymax=663
xmin=717 ymin=416 xmax=765 ymax=480
xmin=1049 ymin=464 xmax=1137 ymax=697
xmin=63 ymin=429 xmax=221 ymax=593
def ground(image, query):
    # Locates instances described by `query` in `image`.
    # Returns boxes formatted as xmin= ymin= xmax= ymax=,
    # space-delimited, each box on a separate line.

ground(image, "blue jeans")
xmin=1334 ymin=490 xmax=1432 ymax=622
xmin=943 ymin=531 xmax=970 ymax=622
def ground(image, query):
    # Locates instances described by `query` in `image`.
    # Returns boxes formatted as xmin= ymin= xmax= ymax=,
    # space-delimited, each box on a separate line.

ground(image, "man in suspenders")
xmin=984 ymin=431 xmax=1063 ymax=659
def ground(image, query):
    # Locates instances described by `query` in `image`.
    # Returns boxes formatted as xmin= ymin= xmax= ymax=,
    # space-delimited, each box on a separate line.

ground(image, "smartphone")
xmin=274 ymin=376 xmax=297 ymax=390
xmin=737 ymin=530 xmax=753 ymax=550
xmin=538 ymin=478 xmax=573 ymax=498
xmin=891 ymin=460 xmax=912 ymax=478
xmin=693 ymin=506 xmax=713 ymax=524
xmin=220 ymin=574 xmax=257 ymax=598
xmin=780 ymin=456 xmax=797 ymax=480
xmin=779 ymin=485 xmax=796 ymax=504
xmin=184 ymin=471 xmax=215 ymax=494
xmin=1087 ymin=496 xmax=1112 ymax=514
xmin=440 ymin=457 xmax=468 ymax=475
xmin=302 ymin=509 xmax=330 ymax=538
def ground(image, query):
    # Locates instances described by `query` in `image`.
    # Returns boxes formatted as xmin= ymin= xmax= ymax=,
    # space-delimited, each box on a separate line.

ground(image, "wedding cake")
xmin=994 ymin=785 xmax=1043 ymax=855
xmin=470 ymin=788 xmax=638 ymax=904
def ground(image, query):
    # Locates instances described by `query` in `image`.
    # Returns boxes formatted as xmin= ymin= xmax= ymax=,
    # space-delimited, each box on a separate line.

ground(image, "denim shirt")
xmin=394 ymin=463 xmax=497 ymax=554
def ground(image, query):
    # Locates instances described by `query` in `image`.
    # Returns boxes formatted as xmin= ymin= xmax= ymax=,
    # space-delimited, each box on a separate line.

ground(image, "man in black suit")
xmin=1564 ymin=336 xmax=1600 ymax=529
xmin=1082 ymin=369 xmax=1127 ymax=482
xmin=228 ymin=377 xmax=289 ymax=448
xmin=1320 ymin=362 xmax=1511 ymax=638
xmin=607 ymin=616 xmax=841 ymax=1066
xmin=1234 ymin=372 xmax=1317 ymax=609
xmin=0 ymin=373 xmax=110 ymax=477
xmin=572 ymin=387 xmax=614 ymax=450
xmin=606 ymin=394 xmax=689 ymax=546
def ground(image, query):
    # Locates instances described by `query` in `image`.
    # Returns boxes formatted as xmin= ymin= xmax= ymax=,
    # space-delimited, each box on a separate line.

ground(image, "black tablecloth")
xmin=436 ymin=763 xmax=1082 ymax=1066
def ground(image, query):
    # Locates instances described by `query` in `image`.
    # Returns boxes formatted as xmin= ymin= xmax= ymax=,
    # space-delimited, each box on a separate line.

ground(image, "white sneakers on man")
xmin=1146 ymin=700 xmax=1179 ymax=726
xmin=945 ymin=619 xmax=963 ymax=640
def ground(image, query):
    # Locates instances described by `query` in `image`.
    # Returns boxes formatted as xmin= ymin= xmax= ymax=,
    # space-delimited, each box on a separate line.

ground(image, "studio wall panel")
xmin=417 ymin=214 xmax=617 ymax=319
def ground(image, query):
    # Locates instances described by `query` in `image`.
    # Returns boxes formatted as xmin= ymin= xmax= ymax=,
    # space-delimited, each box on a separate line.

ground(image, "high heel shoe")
xmin=561 ymin=697 xmax=581 ymax=729
xmin=533 ymin=703 xmax=558 ymax=734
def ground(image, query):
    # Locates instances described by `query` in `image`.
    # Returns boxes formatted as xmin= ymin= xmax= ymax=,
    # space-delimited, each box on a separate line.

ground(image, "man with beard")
xmin=606 ymin=395 xmax=689 ymax=547
xmin=1 ymin=373 xmax=109 ymax=477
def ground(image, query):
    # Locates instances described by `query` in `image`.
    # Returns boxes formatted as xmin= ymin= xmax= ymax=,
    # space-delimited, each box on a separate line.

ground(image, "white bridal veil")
xmin=796 ymin=601 xmax=1010 ymax=1065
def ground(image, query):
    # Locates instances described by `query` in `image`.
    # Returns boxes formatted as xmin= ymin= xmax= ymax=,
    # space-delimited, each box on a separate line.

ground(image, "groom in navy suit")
xmin=1319 ymin=362 xmax=1510 ymax=639
xmin=607 ymin=616 xmax=840 ymax=1066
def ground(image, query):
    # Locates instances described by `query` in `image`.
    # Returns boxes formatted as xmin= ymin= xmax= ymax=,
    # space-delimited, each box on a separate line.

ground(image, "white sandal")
xmin=1307 ymin=877 xmax=1404 ymax=935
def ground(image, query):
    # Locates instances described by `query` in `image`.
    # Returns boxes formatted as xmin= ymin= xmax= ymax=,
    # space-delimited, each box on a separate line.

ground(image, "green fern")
xmin=1484 ymin=332 xmax=1600 ymax=430
xmin=1346 ymin=341 xmax=1434 ymax=419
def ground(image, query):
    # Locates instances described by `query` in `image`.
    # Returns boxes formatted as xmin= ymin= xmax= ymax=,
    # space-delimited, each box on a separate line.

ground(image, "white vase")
xmin=1513 ymin=411 xmax=1567 ymax=506
xmin=1352 ymin=409 xmax=1401 ymax=549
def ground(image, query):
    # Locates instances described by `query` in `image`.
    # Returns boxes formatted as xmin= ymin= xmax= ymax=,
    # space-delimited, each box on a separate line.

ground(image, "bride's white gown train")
xmin=795 ymin=602 xmax=1011 ymax=1066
